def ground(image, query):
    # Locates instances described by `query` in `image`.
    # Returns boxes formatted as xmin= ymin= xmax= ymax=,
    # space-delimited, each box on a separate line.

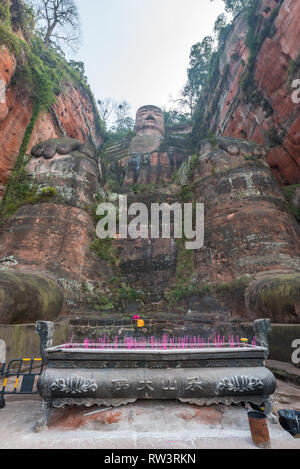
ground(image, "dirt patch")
xmin=49 ymin=407 xmax=123 ymax=430
xmin=177 ymin=406 xmax=223 ymax=426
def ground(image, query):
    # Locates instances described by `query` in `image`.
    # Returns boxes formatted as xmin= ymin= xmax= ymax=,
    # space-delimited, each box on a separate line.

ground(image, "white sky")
xmin=74 ymin=0 xmax=225 ymax=118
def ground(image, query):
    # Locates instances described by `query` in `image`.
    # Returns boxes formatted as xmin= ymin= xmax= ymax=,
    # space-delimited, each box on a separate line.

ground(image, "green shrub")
xmin=0 ymin=1 xmax=11 ymax=26
xmin=165 ymin=276 xmax=253 ymax=306
xmin=281 ymin=185 xmax=300 ymax=222
xmin=90 ymin=237 xmax=119 ymax=265
xmin=180 ymin=185 xmax=193 ymax=202
xmin=0 ymin=11 xmax=105 ymax=220
xmin=116 ymin=283 xmax=141 ymax=302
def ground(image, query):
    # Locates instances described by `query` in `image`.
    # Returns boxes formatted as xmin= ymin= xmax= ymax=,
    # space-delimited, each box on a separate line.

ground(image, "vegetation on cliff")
xmin=0 ymin=0 xmax=105 ymax=221
xmin=281 ymin=185 xmax=300 ymax=222
xmin=185 ymin=0 xmax=284 ymax=145
xmin=164 ymin=276 xmax=253 ymax=313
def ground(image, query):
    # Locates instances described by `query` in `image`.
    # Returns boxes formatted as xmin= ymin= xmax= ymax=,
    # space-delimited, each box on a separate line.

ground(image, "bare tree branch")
xmin=31 ymin=0 xmax=81 ymax=51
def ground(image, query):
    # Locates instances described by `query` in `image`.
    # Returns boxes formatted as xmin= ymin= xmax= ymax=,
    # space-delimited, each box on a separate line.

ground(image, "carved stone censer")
xmin=37 ymin=341 xmax=276 ymax=417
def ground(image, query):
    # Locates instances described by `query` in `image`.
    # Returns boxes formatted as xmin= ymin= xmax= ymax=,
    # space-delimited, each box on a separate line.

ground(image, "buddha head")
xmin=134 ymin=105 xmax=164 ymax=137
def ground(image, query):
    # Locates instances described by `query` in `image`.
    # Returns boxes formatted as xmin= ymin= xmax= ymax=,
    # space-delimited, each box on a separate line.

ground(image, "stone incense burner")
xmin=37 ymin=341 xmax=276 ymax=417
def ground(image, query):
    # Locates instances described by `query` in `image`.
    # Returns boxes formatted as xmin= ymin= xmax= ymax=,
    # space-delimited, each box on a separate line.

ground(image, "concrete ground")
xmin=0 ymin=380 xmax=299 ymax=449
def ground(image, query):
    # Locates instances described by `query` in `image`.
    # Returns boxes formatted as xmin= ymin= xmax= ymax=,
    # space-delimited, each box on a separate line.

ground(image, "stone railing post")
xmin=0 ymin=339 xmax=6 ymax=376
xmin=35 ymin=321 xmax=54 ymax=360
xmin=253 ymin=319 xmax=271 ymax=360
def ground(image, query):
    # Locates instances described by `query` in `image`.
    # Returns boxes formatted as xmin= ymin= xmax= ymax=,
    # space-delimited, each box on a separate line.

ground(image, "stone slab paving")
xmin=0 ymin=394 xmax=299 ymax=449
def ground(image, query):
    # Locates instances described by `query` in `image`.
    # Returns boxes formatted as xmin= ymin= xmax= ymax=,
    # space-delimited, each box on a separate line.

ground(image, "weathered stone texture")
xmin=0 ymin=272 xmax=63 ymax=324
xmin=0 ymin=48 xmax=102 ymax=199
xmin=246 ymin=272 xmax=300 ymax=323
xmin=191 ymin=138 xmax=300 ymax=286
xmin=196 ymin=0 xmax=300 ymax=185
xmin=0 ymin=204 xmax=113 ymax=305
xmin=27 ymin=146 xmax=100 ymax=209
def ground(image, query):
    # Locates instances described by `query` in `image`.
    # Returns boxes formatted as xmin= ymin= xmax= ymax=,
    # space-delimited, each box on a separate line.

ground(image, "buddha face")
xmin=134 ymin=105 xmax=164 ymax=136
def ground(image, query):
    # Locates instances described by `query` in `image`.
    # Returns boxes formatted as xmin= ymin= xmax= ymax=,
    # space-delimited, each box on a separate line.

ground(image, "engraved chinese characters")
xmin=39 ymin=345 xmax=276 ymax=414
xmin=185 ymin=377 xmax=203 ymax=392
xmin=112 ymin=378 xmax=129 ymax=392
xmin=50 ymin=373 xmax=265 ymax=399
xmin=110 ymin=376 xmax=203 ymax=397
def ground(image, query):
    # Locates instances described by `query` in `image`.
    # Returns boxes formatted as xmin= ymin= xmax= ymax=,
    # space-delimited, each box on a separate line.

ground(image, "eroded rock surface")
xmin=0 ymin=271 xmax=63 ymax=324
xmin=0 ymin=204 xmax=113 ymax=305
xmin=246 ymin=272 xmax=300 ymax=323
xmin=27 ymin=137 xmax=100 ymax=209
xmin=194 ymin=0 xmax=300 ymax=185
xmin=191 ymin=137 xmax=300 ymax=285
xmin=1 ymin=100 xmax=300 ymax=324
xmin=0 ymin=39 xmax=102 ymax=199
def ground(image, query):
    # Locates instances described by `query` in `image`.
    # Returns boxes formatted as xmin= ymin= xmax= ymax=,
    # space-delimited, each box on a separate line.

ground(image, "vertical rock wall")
xmin=194 ymin=0 xmax=300 ymax=185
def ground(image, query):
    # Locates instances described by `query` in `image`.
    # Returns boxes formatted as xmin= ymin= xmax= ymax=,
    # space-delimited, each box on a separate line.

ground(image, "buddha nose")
xmin=145 ymin=113 xmax=155 ymax=121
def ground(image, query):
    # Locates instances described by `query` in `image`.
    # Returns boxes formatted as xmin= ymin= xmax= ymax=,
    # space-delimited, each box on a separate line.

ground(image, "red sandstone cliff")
xmin=0 ymin=5 xmax=103 ymax=198
xmin=1 ymin=0 xmax=300 ymax=326
xmin=195 ymin=0 xmax=300 ymax=185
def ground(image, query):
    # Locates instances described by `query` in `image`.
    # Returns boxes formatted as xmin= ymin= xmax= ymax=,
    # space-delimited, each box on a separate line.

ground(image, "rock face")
xmin=0 ymin=10 xmax=102 ymax=200
xmin=194 ymin=0 xmax=300 ymax=186
xmin=245 ymin=272 xmax=300 ymax=323
xmin=28 ymin=137 xmax=99 ymax=209
xmin=191 ymin=137 xmax=300 ymax=284
xmin=100 ymin=114 xmax=300 ymax=323
xmin=2 ymin=102 xmax=300 ymax=324
xmin=0 ymin=271 xmax=63 ymax=324
xmin=1 ymin=0 xmax=300 ymax=325
xmin=0 ymin=203 xmax=113 ymax=306
xmin=0 ymin=1 xmax=105 ymax=320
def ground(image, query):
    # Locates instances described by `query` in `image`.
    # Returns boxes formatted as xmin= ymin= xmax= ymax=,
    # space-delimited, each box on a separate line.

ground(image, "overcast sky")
xmin=74 ymin=0 xmax=225 ymax=119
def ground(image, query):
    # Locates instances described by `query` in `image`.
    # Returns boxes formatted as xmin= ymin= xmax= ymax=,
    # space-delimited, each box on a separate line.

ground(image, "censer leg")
xmin=34 ymin=400 xmax=52 ymax=432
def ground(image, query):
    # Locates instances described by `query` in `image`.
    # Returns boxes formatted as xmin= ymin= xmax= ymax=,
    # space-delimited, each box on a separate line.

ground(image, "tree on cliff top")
xmin=111 ymin=101 xmax=134 ymax=133
xmin=30 ymin=0 xmax=81 ymax=51
xmin=184 ymin=35 xmax=214 ymax=108
xmin=98 ymin=98 xmax=134 ymax=140
xmin=211 ymin=0 xmax=256 ymax=16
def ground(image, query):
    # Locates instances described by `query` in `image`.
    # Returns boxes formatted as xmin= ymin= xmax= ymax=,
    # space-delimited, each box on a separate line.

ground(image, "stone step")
xmin=266 ymin=360 xmax=300 ymax=387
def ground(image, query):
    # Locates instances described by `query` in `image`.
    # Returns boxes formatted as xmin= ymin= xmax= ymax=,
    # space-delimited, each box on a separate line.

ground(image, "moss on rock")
xmin=0 ymin=272 xmax=64 ymax=324
xmin=246 ymin=273 xmax=300 ymax=323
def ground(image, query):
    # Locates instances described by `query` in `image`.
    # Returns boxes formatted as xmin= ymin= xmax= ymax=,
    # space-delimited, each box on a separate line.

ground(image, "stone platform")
xmin=0 ymin=390 xmax=299 ymax=449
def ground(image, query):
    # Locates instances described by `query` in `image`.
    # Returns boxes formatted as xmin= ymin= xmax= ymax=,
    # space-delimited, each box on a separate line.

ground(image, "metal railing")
xmin=0 ymin=358 xmax=44 ymax=408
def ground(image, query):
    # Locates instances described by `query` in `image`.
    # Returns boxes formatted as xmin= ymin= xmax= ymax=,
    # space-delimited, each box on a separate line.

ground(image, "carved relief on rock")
xmin=134 ymin=105 xmax=165 ymax=137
